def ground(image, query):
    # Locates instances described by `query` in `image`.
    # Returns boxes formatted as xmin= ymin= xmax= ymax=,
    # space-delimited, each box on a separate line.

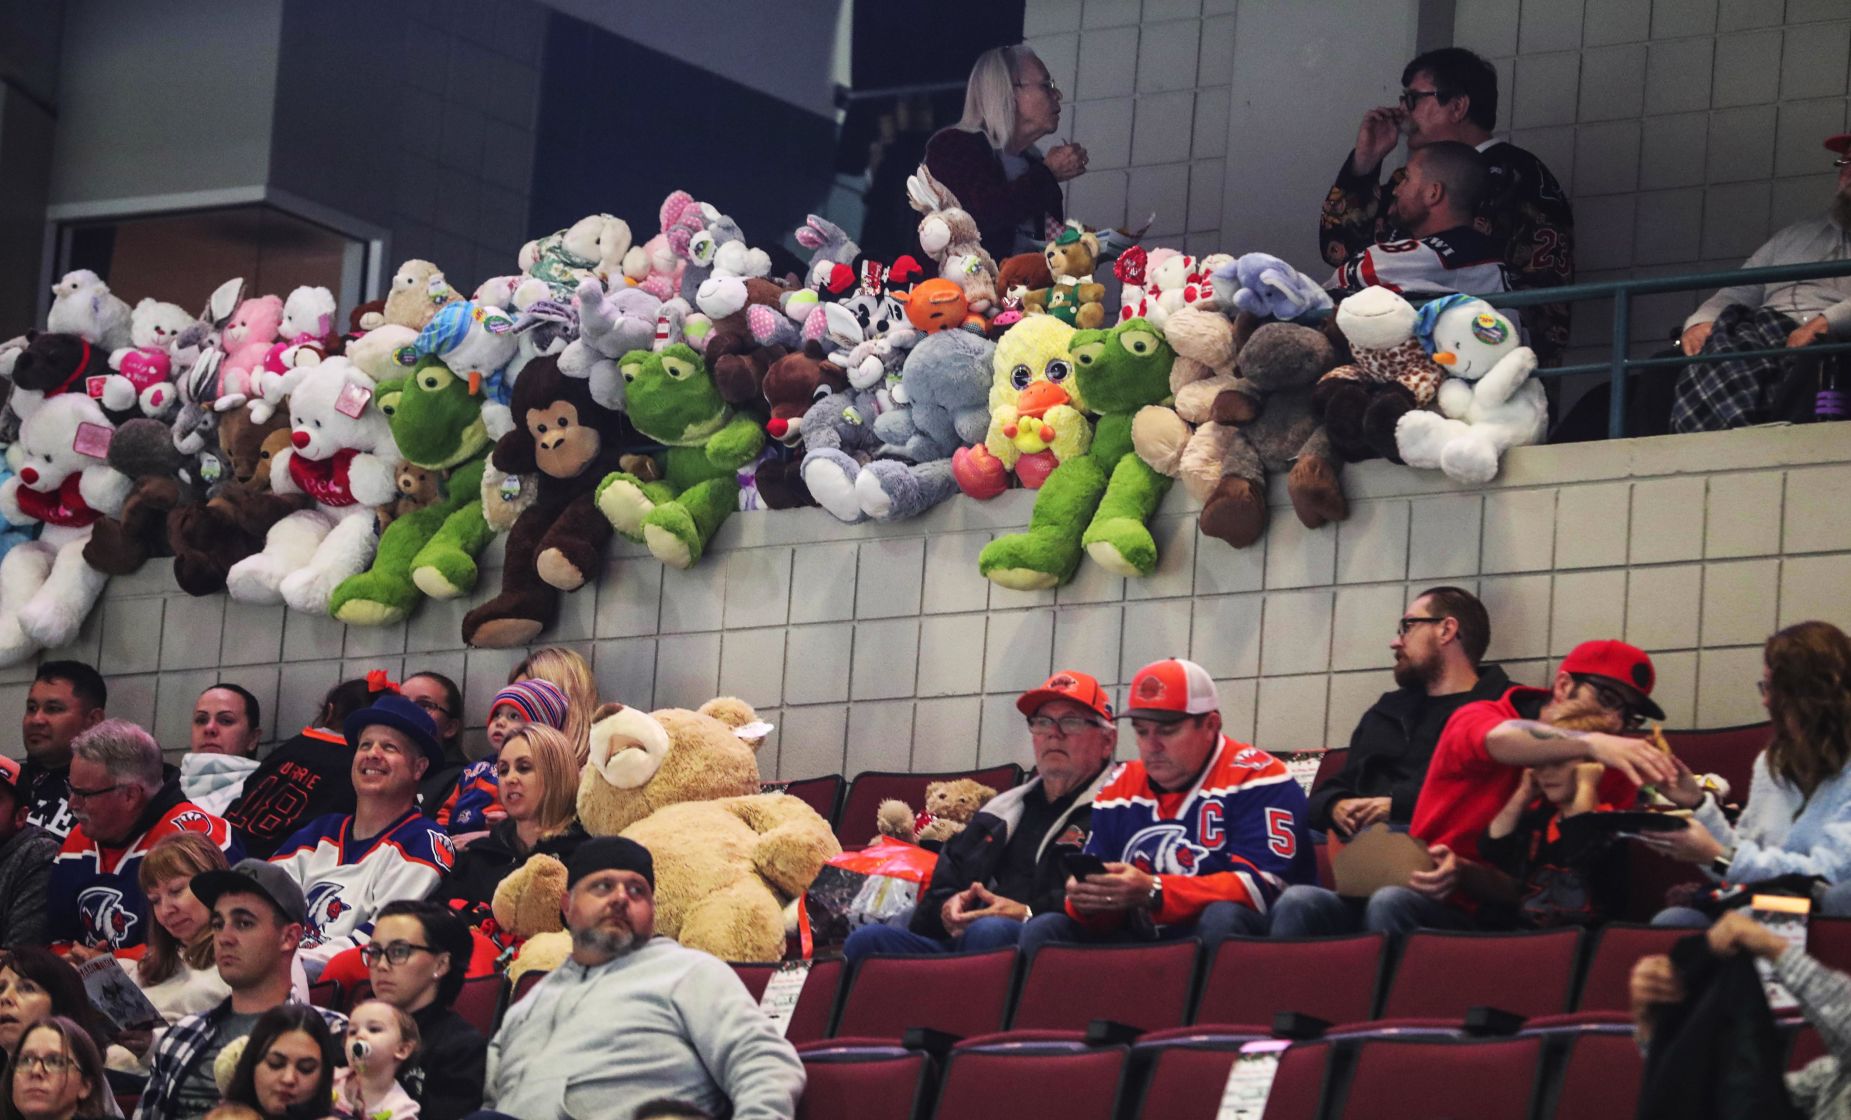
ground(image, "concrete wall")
xmin=6 ymin=423 xmax=1842 ymax=776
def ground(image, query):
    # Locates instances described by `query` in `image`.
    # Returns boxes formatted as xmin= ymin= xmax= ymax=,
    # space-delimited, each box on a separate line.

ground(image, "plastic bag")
xmin=799 ymin=837 xmax=939 ymax=957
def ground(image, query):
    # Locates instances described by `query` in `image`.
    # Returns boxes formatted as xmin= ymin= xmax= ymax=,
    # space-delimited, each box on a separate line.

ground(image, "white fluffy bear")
xmin=46 ymin=270 xmax=133 ymax=351
xmin=226 ymin=357 xmax=401 ymax=614
xmin=104 ymin=298 xmax=194 ymax=419
xmin=0 ymin=394 xmax=133 ymax=665
xmin=246 ymin=286 xmax=338 ymax=423
xmin=1394 ymin=297 xmax=1548 ymax=485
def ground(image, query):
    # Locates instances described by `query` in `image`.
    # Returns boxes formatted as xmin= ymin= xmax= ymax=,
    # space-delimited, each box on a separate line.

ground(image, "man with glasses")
xmin=1018 ymin=659 xmax=1315 ymax=960
xmin=49 ymin=720 xmax=237 ymax=955
xmin=1320 ymin=46 xmax=1573 ymax=358
xmin=1671 ymin=132 xmax=1851 ymax=432
xmin=842 ymin=670 xmax=1119 ymax=962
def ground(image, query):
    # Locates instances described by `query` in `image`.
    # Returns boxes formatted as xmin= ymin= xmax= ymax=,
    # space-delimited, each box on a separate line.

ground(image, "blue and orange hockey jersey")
xmin=1072 ymin=736 xmax=1315 ymax=930
xmin=269 ymin=808 xmax=454 ymax=978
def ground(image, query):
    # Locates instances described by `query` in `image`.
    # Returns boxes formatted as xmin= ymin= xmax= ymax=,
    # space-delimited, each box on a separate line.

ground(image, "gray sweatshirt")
xmin=1779 ymin=949 xmax=1851 ymax=1119
xmin=486 ymin=937 xmax=805 ymax=1120
xmin=0 ymin=824 xmax=59 ymax=946
xmin=1685 ymin=214 xmax=1851 ymax=338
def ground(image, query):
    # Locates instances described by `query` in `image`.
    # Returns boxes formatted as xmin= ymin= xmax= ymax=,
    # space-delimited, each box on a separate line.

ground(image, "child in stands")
xmin=433 ymin=681 xmax=569 ymax=836
xmin=333 ymin=1000 xmax=421 ymax=1120
xmin=1478 ymin=759 xmax=1629 ymax=928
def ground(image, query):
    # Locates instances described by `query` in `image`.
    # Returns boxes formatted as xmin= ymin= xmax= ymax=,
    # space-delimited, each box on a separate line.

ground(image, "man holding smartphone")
xmin=842 ymin=670 xmax=1118 ymax=961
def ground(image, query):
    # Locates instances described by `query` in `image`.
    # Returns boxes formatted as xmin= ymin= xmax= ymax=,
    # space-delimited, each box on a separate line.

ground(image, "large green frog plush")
xmin=330 ymin=358 xmax=494 ymax=624
xmin=594 ymin=344 xmax=764 ymax=569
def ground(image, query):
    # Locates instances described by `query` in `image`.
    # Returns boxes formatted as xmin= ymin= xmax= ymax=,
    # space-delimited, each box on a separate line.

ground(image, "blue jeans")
xmin=842 ymin=914 xmax=1027 ymax=963
xmin=1653 ymin=878 xmax=1851 ymax=928
xmin=1016 ymin=900 xmax=1267 ymax=961
xmin=1267 ymin=884 xmax=1475 ymax=937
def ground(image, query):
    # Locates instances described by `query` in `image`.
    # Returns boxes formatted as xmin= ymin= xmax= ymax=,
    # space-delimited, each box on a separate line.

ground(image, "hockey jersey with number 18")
xmin=1072 ymin=736 xmax=1315 ymax=931
xmin=268 ymin=807 xmax=454 ymax=979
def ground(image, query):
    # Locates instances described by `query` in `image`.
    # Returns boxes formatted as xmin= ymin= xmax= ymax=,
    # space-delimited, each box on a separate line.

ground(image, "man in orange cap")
xmin=843 ymin=669 xmax=1118 ymax=961
xmin=1672 ymin=131 xmax=1851 ymax=432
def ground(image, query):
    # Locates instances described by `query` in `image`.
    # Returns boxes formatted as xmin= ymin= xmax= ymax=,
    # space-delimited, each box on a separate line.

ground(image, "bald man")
xmin=1329 ymin=141 xmax=1509 ymax=299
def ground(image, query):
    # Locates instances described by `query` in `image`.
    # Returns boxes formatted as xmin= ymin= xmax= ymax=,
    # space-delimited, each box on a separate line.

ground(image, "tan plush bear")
xmin=493 ymin=854 xmax=572 ymax=983
xmin=875 ymin=778 xmax=999 ymax=845
xmin=573 ymin=697 xmax=840 ymax=962
xmin=375 ymin=463 xmax=442 ymax=532
xmin=1022 ymin=222 xmax=1107 ymax=329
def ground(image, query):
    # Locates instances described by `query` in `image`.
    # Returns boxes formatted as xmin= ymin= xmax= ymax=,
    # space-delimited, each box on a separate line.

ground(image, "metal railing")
xmin=1491 ymin=258 xmax=1851 ymax=438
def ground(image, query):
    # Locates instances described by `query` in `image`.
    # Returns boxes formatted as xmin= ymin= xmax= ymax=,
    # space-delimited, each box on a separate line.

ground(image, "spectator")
xmin=508 ymin=648 xmax=595 ymax=764
xmin=433 ymin=682 xmax=570 ymax=836
xmin=844 ymin=670 xmax=1118 ymax=962
xmin=1321 ymin=46 xmax=1573 ymax=357
xmin=217 ymin=1006 xmax=337 ymax=1120
xmin=398 ymin=674 xmax=464 ymax=817
xmin=923 ymin=45 xmax=1086 ymax=260
xmin=434 ymin=724 xmax=586 ymax=933
xmin=483 ymin=838 xmax=804 ymax=1120
xmin=227 ymin=678 xmax=389 ymax=860
xmin=331 ymin=1000 xmax=418 ymax=1120
xmin=51 ymin=721 xmax=237 ymax=956
xmin=0 ymin=950 xmax=112 ymax=1060
xmin=20 ymin=662 xmax=108 ymax=840
xmin=1477 ymin=760 xmax=1628 ymax=928
xmin=181 ymin=687 xmax=264 ymax=818
xmin=267 ymin=696 xmax=453 ymax=981
xmin=1329 ymin=142 xmax=1510 ymax=299
xmin=1670 ymin=135 xmax=1851 ymax=433
xmin=1018 ymin=659 xmax=1315 ymax=960
xmin=120 ymin=836 xmax=235 ymax=1072
xmin=2 ymin=1017 xmax=109 ymax=1120
xmin=1647 ymin=620 xmax=1851 ymax=924
xmin=0 ymin=758 xmax=60 ymax=947
xmin=135 ymin=861 xmax=345 ymax=1120
xmin=362 ymin=902 xmax=484 ymax=1120
xmin=1632 ymin=910 xmax=1850 ymax=1117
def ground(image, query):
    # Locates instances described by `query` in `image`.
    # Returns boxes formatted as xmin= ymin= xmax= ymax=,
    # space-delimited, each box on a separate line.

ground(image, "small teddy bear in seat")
xmin=876 ymin=778 xmax=999 ymax=846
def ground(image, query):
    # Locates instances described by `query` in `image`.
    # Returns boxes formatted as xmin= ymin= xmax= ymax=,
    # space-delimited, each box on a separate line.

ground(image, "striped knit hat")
xmin=489 ymin=679 xmax=570 ymax=730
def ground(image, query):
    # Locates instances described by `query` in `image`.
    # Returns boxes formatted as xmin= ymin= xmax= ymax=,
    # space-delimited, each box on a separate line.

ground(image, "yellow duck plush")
xmin=984 ymin=315 xmax=1093 ymax=488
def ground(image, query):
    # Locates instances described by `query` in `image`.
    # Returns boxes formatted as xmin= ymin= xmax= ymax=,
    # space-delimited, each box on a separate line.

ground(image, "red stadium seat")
xmin=933 ymin=1045 xmax=1129 ymax=1120
xmin=1789 ymin=1024 xmax=1827 ymax=1071
xmin=1660 ymin=723 xmax=1768 ymax=798
xmin=766 ymin=774 xmax=846 ymax=828
xmin=1192 ymin=934 xmax=1385 ymax=1029
xmin=308 ymin=979 xmax=342 ymax=1009
xmin=453 ymin=973 xmax=503 ymax=1035
xmin=815 ymin=949 xmax=1015 ymax=1046
xmin=1261 ymin=1040 xmax=1334 ymax=1120
xmin=1573 ymin=924 xmax=1688 ymax=1013
xmin=1008 ymin=940 xmax=1198 ymax=1033
xmin=1312 ymin=748 xmax=1348 ymax=793
xmin=1546 ymin=1030 xmax=1644 ymax=1118
xmin=836 ymin=765 xmax=1023 ymax=847
xmin=509 ymin=969 xmax=548 ymax=1007
xmin=1133 ymin=1039 xmax=1332 ymax=1120
xmin=1808 ymin=917 xmax=1851 ymax=974
xmin=1333 ymin=1036 xmax=1543 ymax=1119
xmin=1622 ymin=845 xmax=1709 ymax=922
xmin=798 ymin=1050 xmax=932 ymax=1120
xmin=1374 ymin=928 xmax=1582 ymax=1023
xmin=729 ymin=958 xmax=844 ymax=1046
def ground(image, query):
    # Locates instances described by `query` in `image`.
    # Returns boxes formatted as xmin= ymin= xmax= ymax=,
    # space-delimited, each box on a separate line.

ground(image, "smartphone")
xmin=1062 ymin=852 xmax=1108 ymax=881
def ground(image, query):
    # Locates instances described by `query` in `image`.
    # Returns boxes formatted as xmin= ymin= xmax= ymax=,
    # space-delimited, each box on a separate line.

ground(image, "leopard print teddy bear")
xmin=1311 ymin=286 xmax=1446 ymax=464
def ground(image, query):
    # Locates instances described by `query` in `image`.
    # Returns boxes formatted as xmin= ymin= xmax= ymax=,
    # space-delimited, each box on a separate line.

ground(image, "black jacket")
xmin=1638 ymin=935 xmax=1805 ymax=1120
xmin=404 ymin=1004 xmax=488 ymax=1120
xmin=435 ymin=819 xmax=590 ymax=925
xmin=1306 ymin=665 xmax=1514 ymax=832
xmin=909 ymin=768 xmax=1111 ymax=941
xmin=225 ymin=727 xmax=356 ymax=859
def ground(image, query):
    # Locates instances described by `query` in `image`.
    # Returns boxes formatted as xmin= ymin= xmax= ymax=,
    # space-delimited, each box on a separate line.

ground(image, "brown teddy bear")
xmin=875 ymin=778 xmax=999 ymax=846
xmin=374 ymin=463 xmax=443 ymax=532
xmin=1022 ymin=222 xmax=1107 ymax=328
xmin=166 ymin=407 xmax=303 ymax=596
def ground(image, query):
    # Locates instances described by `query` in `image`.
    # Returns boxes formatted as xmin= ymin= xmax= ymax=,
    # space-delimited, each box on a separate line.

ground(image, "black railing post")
xmin=1609 ymin=291 xmax=1631 ymax=439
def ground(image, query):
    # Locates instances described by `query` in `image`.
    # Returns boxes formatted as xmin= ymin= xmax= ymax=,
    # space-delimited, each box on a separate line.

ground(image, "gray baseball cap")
xmin=192 ymin=859 xmax=308 ymax=926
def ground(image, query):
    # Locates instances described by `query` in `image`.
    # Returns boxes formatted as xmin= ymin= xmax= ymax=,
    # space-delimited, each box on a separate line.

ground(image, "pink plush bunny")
xmin=217 ymin=295 xmax=285 ymax=400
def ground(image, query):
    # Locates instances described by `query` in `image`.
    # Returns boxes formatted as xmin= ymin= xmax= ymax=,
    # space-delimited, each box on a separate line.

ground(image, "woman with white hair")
xmin=923 ymin=44 xmax=1088 ymax=258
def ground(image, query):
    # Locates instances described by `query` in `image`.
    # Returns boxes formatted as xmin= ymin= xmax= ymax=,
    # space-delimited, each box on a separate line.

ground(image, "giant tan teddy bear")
xmin=494 ymin=696 xmax=840 ymax=977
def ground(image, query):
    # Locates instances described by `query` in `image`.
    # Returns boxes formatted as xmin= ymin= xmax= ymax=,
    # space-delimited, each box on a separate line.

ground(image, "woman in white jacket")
xmin=1648 ymin=620 xmax=1851 ymax=924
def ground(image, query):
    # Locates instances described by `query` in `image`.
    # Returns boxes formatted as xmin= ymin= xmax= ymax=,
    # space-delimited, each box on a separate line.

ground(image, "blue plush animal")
xmin=1213 ymin=253 xmax=1334 ymax=324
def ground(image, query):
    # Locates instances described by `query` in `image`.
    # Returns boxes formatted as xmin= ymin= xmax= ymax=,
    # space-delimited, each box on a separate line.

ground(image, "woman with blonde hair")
xmin=922 ymin=44 xmax=1088 ymax=259
xmin=1650 ymin=620 xmax=1851 ymax=921
xmin=433 ymin=723 xmax=588 ymax=929
xmin=509 ymin=647 xmax=595 ymax=764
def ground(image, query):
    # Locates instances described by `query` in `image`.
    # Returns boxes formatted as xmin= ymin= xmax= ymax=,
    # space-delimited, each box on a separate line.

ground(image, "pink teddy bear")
xmin=217 ymin=295 xmax=285 ymax=403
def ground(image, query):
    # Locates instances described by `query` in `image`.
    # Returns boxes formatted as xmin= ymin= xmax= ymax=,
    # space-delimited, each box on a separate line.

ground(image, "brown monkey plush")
xmin=462 ymin=355 xmax=631 ymax=647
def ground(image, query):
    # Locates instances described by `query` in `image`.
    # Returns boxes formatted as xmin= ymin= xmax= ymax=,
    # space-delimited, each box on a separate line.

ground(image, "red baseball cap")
xmin=0 ymin=756 xmax=20 ymax=798
xmin=1121 ymin=658 xmax=1220 ymax=723
xmin=1827 ymin=133 xmax=1851 ymax=156
xmin=1559 ymin=639 xmax=1665 ymax=721
xmin=1017 ymin=669 xmax=1114 ymax=720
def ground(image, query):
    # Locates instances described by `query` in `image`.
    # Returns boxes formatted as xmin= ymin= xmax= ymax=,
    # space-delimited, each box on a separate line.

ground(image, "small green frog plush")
xmin=595 ymin=344 xmax=765 ymax=568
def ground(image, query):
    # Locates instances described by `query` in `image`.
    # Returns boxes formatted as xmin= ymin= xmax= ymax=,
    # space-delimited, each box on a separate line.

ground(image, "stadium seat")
xmin=814 ymin=949 xmax=1015 ymax=1047
xmin=1006 ymin=940 xmax=1197 ymax=1033
xmin=1621 ymin=845 xmax=1709 ymax=923
xmin=1311 ymin=748 xmax=1348 ymax=793
xmin=344 ymin=980 xmax=374 ymax=1012
xmin=836 ymin=765 xmax=1023 ymax=847
xmin=1572 ymin=924 xmax=1688 ymax=1014
xmin=1545 ymin=1030 xmax=1644 ymax=1118
xmin=1191 ymin=933 xmax=1385 ymax=1029
xmin=798 ymin=1049 xmax=932 ymax=1120
xmin=509 ymin=969 xmax=548 ymax=1007
xmin=766 ymin=774 xmax=846 ymax=828
xmin=933 ymin=1045 xmax=1129 ymax=1120
xmin=1789 ymin=1024 xmax=1826 ymax=1071
xmin=1332 ymin=1036 xmax=1544 ymax=1119
xmin=1373 ymin=928 xmax=1582 ymax=1023
xmin=1808 ymin=916 xmax=1851 ymax=974
xmin=1133 ymin=1038 xmax=1332 ymax=1120
xmin=308 ymin=979 xmax=341 ymax=1009
xmin=1660 ymin=723 xmax=1768 ymax=797
xmin=453 ymin=973 xmax=503 ymax=1035
xmin=729 ymin=958 xmax=844 ymax=1046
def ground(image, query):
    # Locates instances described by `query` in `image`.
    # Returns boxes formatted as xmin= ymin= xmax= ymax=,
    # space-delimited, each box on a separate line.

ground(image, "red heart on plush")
xmin=1015 ymin=450 xmax=1058 ymax=489
xmin=952 ymin=444 xmax=1007 ymax=500
xmin=117 ymin=348 xmax=171 ymax=388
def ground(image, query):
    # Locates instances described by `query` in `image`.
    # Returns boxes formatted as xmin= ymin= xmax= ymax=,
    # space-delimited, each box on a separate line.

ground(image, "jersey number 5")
xmin=1265 ymin=807 xmax=1297 ymax=859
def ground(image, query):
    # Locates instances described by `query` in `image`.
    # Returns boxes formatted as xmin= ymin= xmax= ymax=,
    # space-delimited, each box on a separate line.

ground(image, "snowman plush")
xmin=1394 ymin=295 xmax=1548 ymax=485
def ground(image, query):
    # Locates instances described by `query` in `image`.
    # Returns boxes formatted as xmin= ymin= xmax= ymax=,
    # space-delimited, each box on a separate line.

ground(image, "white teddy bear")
xmin=1394 ymin=297 xmax=1548 ymax=485
xmin=0 ymin=394 xmax=133 ymax=664
xmin=46 ymin=270 xmax=133 ymax=350
xmin=245 ymin=286 xmax=338 ymax=421
xmin=226 ymin=357 xmax=401 ymax=613
xmin=103 ymin=298 xmax=194 ymax=419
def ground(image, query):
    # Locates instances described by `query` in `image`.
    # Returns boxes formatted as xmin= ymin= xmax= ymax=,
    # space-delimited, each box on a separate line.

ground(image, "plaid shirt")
xmin=133 ymin=997 xmax=347 ymax=1120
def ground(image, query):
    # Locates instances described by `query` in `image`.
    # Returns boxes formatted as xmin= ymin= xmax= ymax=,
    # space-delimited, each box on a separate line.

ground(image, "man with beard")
xmin=1671 ymin=133 xmax=1851 ymax=432
xmin=1305 ymin=587 xmax=1509 ymax=839
xmin=1271 ymin=639 xmax=1678 ymax=937
xmin=483 ymin=837 xmax=805 ymax=1120
xmin=19 ymin=661 xmax=108 ymax=840
xmin=1328 ymin=144 xmax=1510 ymax=301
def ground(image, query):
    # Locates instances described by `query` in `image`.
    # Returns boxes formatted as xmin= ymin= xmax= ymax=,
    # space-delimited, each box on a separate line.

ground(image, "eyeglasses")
xmin=16 ymin=1054 xmax=76 ymax=1075
xmin=410 ymin=697 xmax=452 ymax=717
xmin=1399 ymin=88 xmax=1450 ymax=110
xmin=1014 ymin=80 xmax=1060 ymax=95
xmin=1027 ymin=715 xmax=1107 ymax=738
xmin=360 ymin=942 xmax=437 ymax=966
xmin=1571 ymin=674 xmax=1645 ymax=729
xmin=1757 ymin=679 xmax=1770 ymax=698
xmin=1835 ymin=156 xmax=1850 ymax=168
xmin=1395 ymin=616 xmax=1445 ymax=637
xmin=67 ymin=783 xmax=124 ymax=802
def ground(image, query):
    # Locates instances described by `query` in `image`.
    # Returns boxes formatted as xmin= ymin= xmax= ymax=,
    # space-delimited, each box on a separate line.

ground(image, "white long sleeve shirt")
xmin=1686 ymin=214 xmax=1851 ymax=337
